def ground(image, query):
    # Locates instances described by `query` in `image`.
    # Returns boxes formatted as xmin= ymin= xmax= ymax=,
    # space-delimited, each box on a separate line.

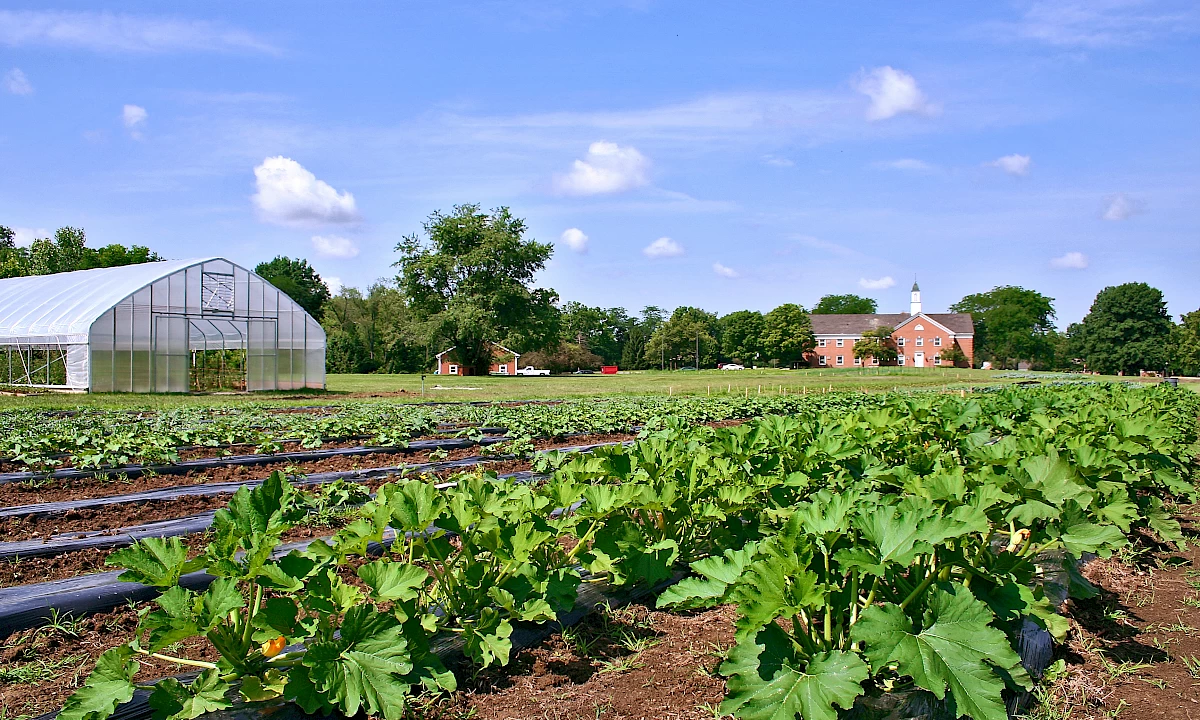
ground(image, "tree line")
xmin=7 ymin=214 xmax=1199 ymax=378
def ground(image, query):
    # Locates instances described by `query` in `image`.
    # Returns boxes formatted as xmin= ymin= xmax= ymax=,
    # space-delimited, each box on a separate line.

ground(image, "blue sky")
xmin=1 ymin=1 xmax=1197 ymax=326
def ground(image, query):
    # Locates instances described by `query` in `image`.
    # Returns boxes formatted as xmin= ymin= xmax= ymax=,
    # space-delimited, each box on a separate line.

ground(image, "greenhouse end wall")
xmin=86 ymin=259 xmax=325 ymax=393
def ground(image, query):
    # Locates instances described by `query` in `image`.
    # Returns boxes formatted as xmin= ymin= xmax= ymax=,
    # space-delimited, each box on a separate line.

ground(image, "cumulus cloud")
xmin=1050 ymin=251 xmax=1088 ymax=270
xmin=324 ymin=276 xmax=344 ymax=295
xmin=122 ymin=104 xmax=147 ymax=139
xmin=311 ymin=234 xmax=359 ymax=259
xmin=553 ymin=141 xmax=649 ymax=195
xmin=1102 ymin=193 xmax=1141 ymax=221
xmin=988 ymin=153 xmax=1032 ymax=176
xmin=879 ymin=158 xmax=934 ymax=172
xmin=253 ymin=156 xmax=360 ymax=226
xmin=712 ymin=262 xmax=739 ymax=278
xmin=11 ymin=227 xmax=48 ymax=247
xmin=762 ymin=155 xmax=794 ymax=167
xmin=0 ymin=10 xmax=279 ymax=54
xmin=853 ymin=66 xmax=938 ymax=121
xmin=559 ymin=227 xmax=589 ymax=254
xmin=859 ymin=276 xmax=896 ymax=290
xmin=643 ymin=237 xmax=683 ymax=258
xmin=4 ymin=68 xmax=32 ymax=95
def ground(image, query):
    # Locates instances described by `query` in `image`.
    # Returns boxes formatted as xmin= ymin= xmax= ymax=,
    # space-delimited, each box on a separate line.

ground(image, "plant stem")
xmin=134 ymin=648 xmax=218 ymax=670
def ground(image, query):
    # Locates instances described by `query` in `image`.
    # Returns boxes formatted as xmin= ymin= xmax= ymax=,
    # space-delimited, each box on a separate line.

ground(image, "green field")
xmin=0 ymin=366 xmax=1178 ymax=410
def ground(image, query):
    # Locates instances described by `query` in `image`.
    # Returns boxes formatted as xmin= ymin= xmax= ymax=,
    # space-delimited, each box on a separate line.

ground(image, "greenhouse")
xmin=0 ymin=257 xmax=325 ymax=392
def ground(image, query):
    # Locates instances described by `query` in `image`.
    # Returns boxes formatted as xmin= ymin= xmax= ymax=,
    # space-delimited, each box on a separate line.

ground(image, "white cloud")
xmin=553 ymin=141 xmax=649 ymax=195
xmin=853 ymin=66 xmax=939 ymax=121
xmin=252 ymin=156 xmax=360 ymax=227
xmin=311 ymin=234 xmax=359 ymax=259
xmin=712 ymin=262 xmax=739 ymax=278
xmin=324 ymin=276 xmax=344 ymax=295
xmin=4 ymin=68 xmax=32 ymax=95
xmin=1102 ymin=193 xmax=1141 ymax=221
xmin=988 ymin=153 xmax=1032 ymax=176
xmin=859 ymin=276 xmax=896 ymax=290
xmin=643 ymin=237 xmax=683 ymax=258
xmin=1050 ymin=251 xmax=1089 ymax=269
xmin=762 ymin=154 xmax=794 ymax=167
xmin=1002 ymin=0 xmax=1197 ymax=48
xmin=559 ymin=227 xmax=589 ymax=254
xmin=878 ymin=158 xmax=934 ymax=172
xmin=122 ymin=104 xmax=147 ymax=139
xmin=12 ymin=227 xmax=48 ymax=247
xmin=0 ymin=10 xmax=279 ymax=54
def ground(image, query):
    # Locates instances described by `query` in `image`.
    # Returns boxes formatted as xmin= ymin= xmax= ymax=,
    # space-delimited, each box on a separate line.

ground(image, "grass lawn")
xmin=0 ymin=367 xmax=1161 ymax=410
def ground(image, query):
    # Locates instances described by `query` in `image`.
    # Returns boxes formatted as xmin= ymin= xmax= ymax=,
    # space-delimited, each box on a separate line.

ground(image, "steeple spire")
xmin=910 ymin=278 xmax=922 ymax=316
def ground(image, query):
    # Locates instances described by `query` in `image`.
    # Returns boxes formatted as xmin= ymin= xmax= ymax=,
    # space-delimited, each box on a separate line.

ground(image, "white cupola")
xmin=910 ymin=280 xmax=922 ymax=316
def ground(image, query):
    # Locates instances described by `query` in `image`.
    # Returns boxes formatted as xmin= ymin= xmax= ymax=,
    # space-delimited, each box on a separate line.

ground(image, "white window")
xmin=934 ymin=337 xmax=942 ymax=347
xmin=819 ymin=355 xmax=827 ymax=366
xmin=854 ymin=357 xmax=861 ymax=365
xmin=914 ymin=324 xmax=925 ymax=331
xmin=898 ymin=355 xmax=905 ymax=366
xmin=836 ymin=355 xmax=844 ymax=365
xmin=897 ymin=337 xmax=905 ymax=347
xmin=497 ymin=364 xmax=508 ymax=374
xmin=871 ymin=357 xmax=879 ymax=366
xmin=818 ymin=338 xmax=827 ymax=347
xmin=916 ymin=337 xmax=924 ymax=347
xmin=934 ymin=355 xmax=942 ymax=365
xmin=836 ymin=339 xmax=844 ymax=347
xmin=448 ymin=364 xmax=458 ymax=375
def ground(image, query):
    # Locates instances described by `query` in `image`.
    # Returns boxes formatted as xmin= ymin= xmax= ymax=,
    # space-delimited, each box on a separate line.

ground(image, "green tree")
xmin=644 ymin=306 xmax=719 ymax=369
xmin=395 ymin=205 xmax=560 ymax=376
xmin=620 ymin=306 xmax=663 ymax=370
xmin=852 ymin=326 xmax=897 ymax=365
xmin=812 ymin=294 xmax=877 ymax=314
xmin=561 ymin=302 xmax=628 ymax=365
xmin=322 ymin=281 xmax=432 ymax=373
xmin=760 ymin=303 xmax=815 ymax=367
xmin=521 ymin=343 xmax=603 ymax=373
xmin=1167 ymin=309 xmax=1200 ymax=376
xmin=1069 ymin=282 xmax=1172 ymax=375
xmin=950 ymin=286 xmax=1056 ymax=369
xmin=254 ymin=256 xmax=332 ymax=319
xmin=719 ymin=310 xmax=765 ymax=365
xmin=938 ymin=344 xmax=968 ymax=368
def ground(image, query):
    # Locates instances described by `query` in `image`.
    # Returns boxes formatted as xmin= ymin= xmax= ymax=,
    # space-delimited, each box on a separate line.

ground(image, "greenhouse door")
xmin=153 ymin=315 xmax=190 ymax=392
xmin=246 ymin=319 xmax=278 ymax=391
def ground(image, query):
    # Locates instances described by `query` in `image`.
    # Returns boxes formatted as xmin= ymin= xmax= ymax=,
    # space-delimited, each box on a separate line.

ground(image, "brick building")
xmin=434 ymin=342 xmax=520 ymax=376
xmin=806 ymin=283 xmax=974 ymax=368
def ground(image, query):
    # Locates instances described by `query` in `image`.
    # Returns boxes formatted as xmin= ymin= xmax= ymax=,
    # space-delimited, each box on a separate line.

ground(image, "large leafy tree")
xmin=853 ymin=326 xmax=897 ymax=364
xmin=322 ymin=281 xmax=432 ymax=373
xmin=644 ymin=306 xmax=720 ymax=369
xmin=395 ymin=205 xmax=560 ymax=376
xmin=950 ymin=286 xmax=1056 ymax=369
xmin=560 ymin=302 xmax=629 ymax=365
xmin=620 ymin=306 xmax=664 ymax=370
xmin=254 ymin=256 xmax=332 ymax=319
xmin=1167 ymin=309 xmax=1200 ymax=376
xmin=812 ymin=294 xmax=877 ymax=314
xmin=1069 ymin=282 xmax=1172 ymax=375
xmin=719 ymin=310 xmax=765 ymax=364
xmin=761 ymin=303 xmax=815 ymax=367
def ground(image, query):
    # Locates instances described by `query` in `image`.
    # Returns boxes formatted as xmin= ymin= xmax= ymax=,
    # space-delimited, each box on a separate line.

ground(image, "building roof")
xmin=0 ymin=258 xmax=219 ymax=344
xmin=435 ymin=343 xmax=520 ymax=360
xmin=810 ymin=312 xmax=973 ymax=336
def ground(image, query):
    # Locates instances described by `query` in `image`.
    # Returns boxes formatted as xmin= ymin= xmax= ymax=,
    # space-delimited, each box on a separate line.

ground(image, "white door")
xmin=913 ymin=352 xmax=925 ymax=368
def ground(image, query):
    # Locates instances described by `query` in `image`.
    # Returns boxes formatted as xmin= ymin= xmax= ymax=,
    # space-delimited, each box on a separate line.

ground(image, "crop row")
xmin=57 ymin=383 xmax=1199 ymax=720
xmin=0 ymin=392 xmax=879 ymax=470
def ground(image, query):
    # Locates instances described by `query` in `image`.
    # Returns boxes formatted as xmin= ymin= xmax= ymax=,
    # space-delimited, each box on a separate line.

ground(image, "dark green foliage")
xmin=761 ymin=303 xmax=815 ymax=367
xmin=1069 ymin=282 xmax=1172 ymax=375
xmin=395 ymin=205 xmax=560 ymax=376
xmin=254 ymin=256 xmax=332 ymax=319
xmin=0 ymin=225 xmax=161 ymax=278
xmin=1168 ymin=309 xmax=1200 ymax=376
xmin=643 ymin=306 xmax=720 ymax=368
xmin=720 ymin=310 xmax=766 ymax=364
xmin=951 ymin=286 xmax=1056 ymax=369
xmin=812 ymin=294 xmax=877 ymax=314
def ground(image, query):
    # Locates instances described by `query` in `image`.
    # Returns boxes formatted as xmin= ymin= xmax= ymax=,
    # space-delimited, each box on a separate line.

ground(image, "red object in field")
xmin=601 ymin=365 xmax=619 ymax=374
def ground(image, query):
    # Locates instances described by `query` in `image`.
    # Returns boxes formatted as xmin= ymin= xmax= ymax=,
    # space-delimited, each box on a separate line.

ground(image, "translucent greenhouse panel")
xmin=154 ymin=315 xmax=189 ymax=392
xmin=89 ymin=309 xmax=115 ymax=392
xmin=132 ymin=288 xmax=153 ymax=392
xmin=65 ymin=344 xmax=88 ymax=389
xmin=113 ymin=302 xmax=133 ymax=392
xmin=246 ymin=318 xmax=277 ymax=391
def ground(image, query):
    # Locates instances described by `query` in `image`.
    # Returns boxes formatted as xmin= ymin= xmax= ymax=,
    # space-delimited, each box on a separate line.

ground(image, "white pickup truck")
xmin=515 ymin=366 xmax=550 ymax=376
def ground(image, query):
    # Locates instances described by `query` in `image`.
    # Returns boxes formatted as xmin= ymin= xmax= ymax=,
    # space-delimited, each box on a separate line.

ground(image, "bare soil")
xmin=1036 ymin=507 xmax=1200 ymax=720
xmin=0 ymin=495 xmax=228 ymax=542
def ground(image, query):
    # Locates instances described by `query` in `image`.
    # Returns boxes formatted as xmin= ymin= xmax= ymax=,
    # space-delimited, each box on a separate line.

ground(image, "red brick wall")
xmin=807 ymin=339 xmax=868 ymax=368
xmin=806 ymin=324 xmax=974 ymax=368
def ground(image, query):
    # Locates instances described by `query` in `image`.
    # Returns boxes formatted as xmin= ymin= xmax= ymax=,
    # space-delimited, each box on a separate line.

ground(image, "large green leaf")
xmin=720 ymin=623 xmax=867 ymax=720
xmin=358 ymin=559 xmax=429 ymax=603
xmin=851 ymin=584 xmax=1028 ymax=720
xmin=106 ymin=537 xmax=194 ymax=587
xmin=657 ymin=543 xmax=758 ymax=609
xmin=57 ymin=646 xmax=139 ymax=720
xmin=148 ymin=670 xmax=232 ymax=720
